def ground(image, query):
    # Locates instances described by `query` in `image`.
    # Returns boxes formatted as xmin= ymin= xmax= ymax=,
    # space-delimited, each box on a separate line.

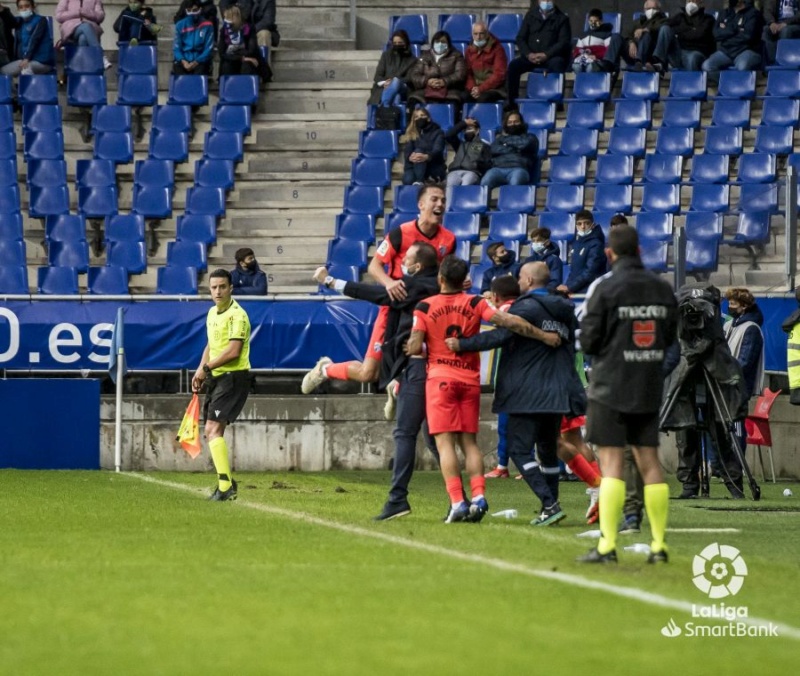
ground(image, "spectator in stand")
xmin=650 ymin=0 xmax=716 ymax=71
xmin=463 ymin=20 xmax=507 ymax=103
xmin=480 ymin=241 xmax=518 ymax=295
xmin=367 ymin=29 xmax=416 ymax=107
xmin=506 ymin=0 xmax=571 ymax=103
xmin=556 ymin=209 xmax=607 ymax=295
xmin=480 ymin=110 xmax=539 ymax=193
xmin=1 ymin=0 xmax=54 ymax=75
xmin=55 ymin=0 xmax=111 ymax=69
xmin=702 ymin=0 xmax=763 ymax=83
xmin=250 ymin=0 xmax=277 ymax=49
xmin=230 ymin=247 xmax=267 ymax=295
xmin=0 ymin=2 xmax=15 ymax=68
xmin=444 ymin=117 xmax=492 ymax=188
xmin=762 ymin=0 xmax=800 ymax=64
xmin=407 ymin=30 xmax=466 ymax=108
xmin=401 ymin=106 xmax=446 ymax=186
xmin=518 ymin=227 xmax=562 ymax=291
xmin=173 ymin=0 xmax=215 ymax=76
xmin=174 ymin=0 xmax=218 ymax=41
xmin=571 ymin=8 xmax=617 ymax=73
xmin=113 ymin=0 xmax=162 ymax=45
xmin=621 ymin=0 xmax=668 ymax=71
xmin=218 ymin=5 xmax=259 ymax=76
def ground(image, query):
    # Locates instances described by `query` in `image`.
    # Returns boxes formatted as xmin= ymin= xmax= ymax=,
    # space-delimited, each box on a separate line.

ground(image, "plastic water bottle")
xmin=624 ymin=543 xmax=652 ymax=554
xmin=492 ymin=509 xmax=518 ymax=519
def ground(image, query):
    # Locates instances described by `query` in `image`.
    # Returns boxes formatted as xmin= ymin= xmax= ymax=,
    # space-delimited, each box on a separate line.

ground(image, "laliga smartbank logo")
xmin=660 ymin=543 xmax=778 ymax=639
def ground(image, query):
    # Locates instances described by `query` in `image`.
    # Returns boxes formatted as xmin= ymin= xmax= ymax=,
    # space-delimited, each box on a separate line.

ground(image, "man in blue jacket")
xmin=518 ymin=226 xmax=562 ymax=291
xmin=480 ymin=241 xmax=517 ymax=295
xmin=557 ymin=210 xmax=607 ymax=295
xmin=173 ymin=0 xmax=215 ymax=75
xmin=230 ymin=247 xmax=267 ymax=296
xmin=701 ymin=0 xmax=763 ymax=83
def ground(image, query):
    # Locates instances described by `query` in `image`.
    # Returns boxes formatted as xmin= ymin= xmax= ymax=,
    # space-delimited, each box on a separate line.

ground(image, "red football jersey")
xmin=375 ymin=220 xmax=456 ymax=279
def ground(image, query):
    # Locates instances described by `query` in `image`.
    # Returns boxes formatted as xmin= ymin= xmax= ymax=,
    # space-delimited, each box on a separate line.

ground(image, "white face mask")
xmin=433 ymin=42 xmax=448 ymax=55
xmin=644 ymin=8 xmax=657 ymax=19
xmin=540 ymin=1 xmax=554 ymax=12
xmin=685 ymin=2 xmax=699 ymax=15
xmin=577 ymin=228 xmax=593 ymax=238
xmin=532 ymin=242 xmax=546 ymax=253
xmin=473 ymin=39 xmax=487 ymax=48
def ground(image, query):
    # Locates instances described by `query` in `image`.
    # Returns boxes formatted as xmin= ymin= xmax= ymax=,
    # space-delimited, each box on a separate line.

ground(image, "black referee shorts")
xmin=586 ymin=399 xmax=660 ymax=448
xmin=203 ymin=370 xmax=251 ymax=424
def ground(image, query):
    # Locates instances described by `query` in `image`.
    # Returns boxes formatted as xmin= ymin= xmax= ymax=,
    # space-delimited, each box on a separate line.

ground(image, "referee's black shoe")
xmin=209 ymin=479 xmax=238 ymax=502
xmin=577 ymin=547 xmax=618 ymax=564
xmin=647 ymin=549 xmax=669 ymax=564
xmin=373 ymin=501 xmax=411 ymax=521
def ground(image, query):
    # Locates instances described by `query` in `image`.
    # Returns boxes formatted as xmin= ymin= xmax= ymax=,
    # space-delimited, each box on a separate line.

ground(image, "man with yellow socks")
xmin=577 ymin=226 xmax=678 ymax=564
xmin=192 ymin=269 xmax=252 ymax=501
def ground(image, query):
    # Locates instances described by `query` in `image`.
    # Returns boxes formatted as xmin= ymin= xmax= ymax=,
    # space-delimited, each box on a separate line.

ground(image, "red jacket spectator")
xmin=465 ymin=33 xmax=507 ymax=101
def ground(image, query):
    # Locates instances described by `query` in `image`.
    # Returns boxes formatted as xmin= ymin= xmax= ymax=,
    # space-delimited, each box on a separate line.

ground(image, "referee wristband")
xmin=203 ymin=364 xmax=212 ymax=375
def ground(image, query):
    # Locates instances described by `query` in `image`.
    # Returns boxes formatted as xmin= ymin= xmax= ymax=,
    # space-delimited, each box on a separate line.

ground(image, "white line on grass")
xmin=667 ymin=528 xmax=742 ymax=533
xmin=127 ymin=473 xmax=800 ymax=641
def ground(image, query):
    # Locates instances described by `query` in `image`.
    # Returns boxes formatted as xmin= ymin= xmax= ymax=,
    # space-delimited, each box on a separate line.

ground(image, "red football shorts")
xmin=425 ymin=378 xmax=481 ymax=435
xmin=363 ymin=305 xmax=389 ymax=361
xmin=561 ymin=415 xmax=586 ymax=434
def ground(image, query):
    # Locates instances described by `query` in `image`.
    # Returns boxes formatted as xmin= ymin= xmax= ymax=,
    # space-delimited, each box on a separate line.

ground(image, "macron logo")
xmin=215 ymin=410 xmax=221 ymax=417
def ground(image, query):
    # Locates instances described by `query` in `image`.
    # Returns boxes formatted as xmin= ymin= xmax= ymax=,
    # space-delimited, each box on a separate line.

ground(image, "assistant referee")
xmin=192 ymin=269 xmax=252 ymax=501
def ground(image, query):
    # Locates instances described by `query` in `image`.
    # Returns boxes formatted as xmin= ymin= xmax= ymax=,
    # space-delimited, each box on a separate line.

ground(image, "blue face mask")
xmin=433 ymin=42 xmax=448 ymax=55
xmin=540 ymin=1 xmax=554 ymax=12
xmin=532 ymin=242 xmax=546 ymax=253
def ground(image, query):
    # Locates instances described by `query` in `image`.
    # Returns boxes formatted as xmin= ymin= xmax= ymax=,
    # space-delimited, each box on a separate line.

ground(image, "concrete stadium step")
xmin=261 ymin=93 xmax=367 ymax=116
xmin=248 ymin=152 xmax=354 ymax=173
xmin=220 ymin=237 xmax=333 ymax=265
xmin=236 ymin=184 xmax=346 ymax=207
xmin=255 ymin=123 xmax=361 ymax=151
xmin=230 ymin=211 xmax=341 ymax=236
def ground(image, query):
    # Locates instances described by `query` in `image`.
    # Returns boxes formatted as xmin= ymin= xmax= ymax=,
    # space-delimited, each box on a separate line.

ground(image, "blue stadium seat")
xmin=0 ymin=105 xmax=11 ymax=133
xmin=366 ymin=104 xmax=407 ymax=131
xmin=426 ymin=103 xmax=456 ymax=133
xmin=688 ymin=154 xmax=729 ymax=184
xmin=685 ymin=211 xmax=723 ymax=240
xmin=78 ymin=186 xmax=118 ymax=219
xmin=166 ymin=240 xmax=207 ymax=271
xmin=453 ymin=239 xmax=472 ymax=261
xmin=547 ymin=155 xmax=587 ymax=184
xmin=479 ymin=239 xmax=518 ymax=263
xmin=185 ymin=186 xmax=226 ymax=217
xmin=468 ymin=261 xmax=492 ymax=293
xmin=613 ymin=100 xmax=651 ymax=129
xmin=156 ymin=266 xmax=198 ymax=295
xmin=704 ymin=126 xmax=743 ymax=155
xmin=736 ymin=153 xmax=777 ymax=184
xmin=91 ymin=105 xmax=131 ymax=133
xmin=132 ymin=185 xmax=172 ymax=219
xmin=595 ymin=154 xmax=635 ymax=184
xmin=152 ymin=104 xmax=192 ymax=132
xmin=175 ymin=214 xmax=217 ymax=245
xmin=518 ymin=101 xmax=556 ymax=130
xmin=447 ymin=185 xmax=488 ymax=213
xmin=731 ymin=211 xmax=771 ymax=244
xmin=486 ymin=12 xmax=522 ymax=41
xmin=498 ymin=42 xmax=515 ymax=64
xmin=67 ymin=74 xmax=107 ymax=107
xmin=87 ymin=265 xmax=129 ymax=295
xmin=351 ymin=157 xmax=392 ymax=187
xmin=654 ymin=127 xmax=694 ymax=157
xmin=118 ymin=44 xmax=158 ymax=74
xmin=763 ymin=71 xmax=800 ymax=98
xmin=193 ymin=159 xmax=234 ymax=190
xmin=26 ymin=158 xmax=67 ymax=187
xmin=442 ymin=212 xmax=481 ymax=242
xmin=0 ymin=264 xmax=28 ymax=293
xmin=134 ymin=159 xmax=175 ymax=188
xmin=117 ymin=74 xmax=158 ymax=107
xmin=737 ymin=184 xmax=778 ymax=213
xmin=0 ymin=76 xmax=11 ymax=104
xmin=148 ymin=129 xmax=189 ymax=162
xmin=463 ymin=103 xmax=503 ymax=134
xmin=437 ymin=13 xmax=477 ymax=42
xmin=388 ymin=15 xmax=428 ymax=45
xmin=592 ymin=212 xmax=619 ymax=240
xmin=0 ymin=211 xmax=23 ymax=240
xmin=524 ymin=72 xmax=564 ymax=102
xmin=667 ymin=71 xmax=707 ymax=100
xmin=48 ymin=239 xmax=89 ymax=272
xmin=22 ymin=104 xmax=61 ymax=132
xmin=106 ymin=241 xmax=147 ymax=273
xmin=211 ymin=104 xmax=252 ymax=135
xmin=488 ymin=212 xmax=528 ymax=241
xmin=18 ymin=74 xmax=58 ymax=105
xmin=218 ymin=75 xmax=259 ymax=106
xmin=711 ymin=99 xmax=751 ymax=129
xmin=29 ymin=185 xmax=70 ymax=219
xmin=45 ymin=214 xmax=86 ymax=242
xmin=572 ymin=72 xmax=611 ymax=102
xmin=497 ymin=185 xmax=536 ymax=214
xmin=685 ymin=238 xmax=719 ymax=276
xmin=532 ymin=128 xmax=548 ymax=158
xmin=94 ymin=132 xmax=134 ymax=163
xmin=202 ymin=131 xmax=244 ymax=162
xmin=689 ymin=184 xmax=730 ymax=212
xmin=760 ymin=97 xmax=800 ymax=127
xmin=76 ymin=159 xmax=116 ymax=187
xmin=325 ymin=264 xmax=360 ymax=284
xmin=537 ymin=212 xmax=575 ymax=242
xmin=558 ymin=128 xmax=599 ymax=158
xmin=327 ymin=237 xmax=369 ymax=269
xmin=607 ymin=127 xmax=646 ymax=158
xmin=167 ymin=75 xmax=209 ymax=106
xmin=768 ymin=38 xmax=800 ymax=69
xmin=384 ymin=210 xmax=416 ymax=233
xmin=620 ymin=72 xmax=660 ymax=101
xmin=753 ymin=126 xmax=793 ymax=155
xmin=714 ymin=70 xmax=756 ymax=99
xmin=344 ymin=185 xmax=385 ymax=216
xmin=0 ymin=239 xmax=25 ymax=266
xmin=37 ymin=266 xmax=79 ymax=294
xmin=636 ymin=212 xmax=673 ymax=241
xmin=0 ymin=131 xmax=14 ymax=161
xmin=641 ymin=184 xmax=681 ymax=213
xmin=661 ymin=100 xmax=701 ymax=129
xmin=24 ymin=131 xmax=64 ymax=160
xmin=0 ymin=184 xmax=20 ymax=212
xmin=545 ymin=184 xmax=584 ymax=212
xmin=638 ymin=239 xmax=669 ymax=273
xmin=358 ymin=129 xmax=399 ymax=159
xmin=334 ymin=213 xmax=376 ymax=242
xmin=565 ymin=101 xmax=604 ymax=130
xmin=105 ymin=213 xmax=146 ymax=243
xmin=593 ymin=184 xmax=633 ymax=214
xmin=643 ymin=155 xmax=683 ymax=184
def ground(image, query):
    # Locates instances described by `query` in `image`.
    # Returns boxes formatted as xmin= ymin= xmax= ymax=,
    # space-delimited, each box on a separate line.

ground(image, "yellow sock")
xmin=598 ymin=477 xmax=625 ymax=555
xmin=644 ymin=483 xmax=670 ymax=554
xmin=209 ymin=437 xmax=233 ymax=491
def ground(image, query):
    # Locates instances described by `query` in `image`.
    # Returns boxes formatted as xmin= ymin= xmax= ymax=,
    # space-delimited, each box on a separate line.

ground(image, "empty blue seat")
xmin=134 ymin=159 xmax=175 ymax=187
xmin=462 ymin=102 xmax=503 ymax=134
xmin=148 ymin=129 xmax=189 ymax=162
xmin=166 ymin=240 xmax=207 ymax=271
xmin=152 ymin=104 xmax=192 ymax=132
xmin=118 ymin=44 xmax=157 ymax=74
xmin=711 ymin=99 xmax=751 ymax=128
xmin=426 ymin=103 xmax=456 ymax=133
xmin=344 ymin=185 xmax=384 ymax=216
xmin=704 ymin=126 xmax=743 ymax=155
xmin=0 ymin=105 xmax=11 ymax=133
xmin=447 ymin=185 xmax=488 ymax=213
xmin=768 ymin=38 xmax=800 ymax=69
xmin=532 ymin=128 xmax=549 ymax=158
xmin=565 ymin=101 xmax=604 ymax=130
xmin=105 ymin=213 xmax=146 ymax=243
xmin=685 ymin=238 xmax=719 ymax=275
xmin=0 ymin=184 xmax=20 ymax=212
xmin=607 ymin=127 xmax=646 ymax=157
xmin=335 ymin=213 xmax=376 ymax=242
xmin=18 ymin=74 xmax=58 ymax=105
xmin=537 ymin=212 xmax=575 ymax=242
xmin=638 ymin=240 xmax=669 ymax=273
xmin=0 ymin=131 xmax=15 ymax=160
xmin=117 ymin=74 xmax=158 ymax=107
xmin=175 ymin=214 xmax=217 ymax=245
xmin=613 ymin=100 xmax=651 ymax=129
xmin=366 ymin=104 xmax=407 ymax=131
xmin=661 ymin=100 xmax=702 ymax=129
xmin=453 ymin=239 xmax=472 ymax=261
xmin=106 ymin=241 xmax=147 ymax=274
xmin=388 ymin=14 xmax=428 ymax=44
xmin=736 ymin=153 xmax=777 ymax=183
xmin=524 ymin=72 xmax=564 ymax=102
xmin=0 ymin=76 xmax=12 ymax=104
xmin=545 ymin=184 xmax=584 ymax=212
xmin=194 ymin=159 xmax=234 ymax=190
xmin=437 ymin=13 xmax=476 ymax=42
xmin=211 ymin=104 xmax=252 ymax=135
xmin=167 ymin=75 xmax=209 ymax=106
xmin=688 ymin=154 xmax=729 ymax=184
xmin=689 ymin=184 xmax=729 ymax=212
xmin=685 ymin=212 xmax=724 ymax=240
xmin=0 ymin=211 xmax=23 ymax=240
xmin=78 ymin=186 xmax=118 ymax=219
xmin=48 ymin=239 xmax=89 ymax=272
xmin=763 ymin=71 xmax=800 ymax=98
xmin=26 ymin=158 xmax=67 ymax=187
xmin=760 ymin=97 xmax=800 ymax=127
xmin=572 ymin=72 xmax=611 ymax=102
xmin=0 ymin=239 xmax=25 ymax=266
xmin=185 ymin=186 xmax=226 ymax=216
xmin=92 ymin=105 xmax=131 ymax=133
xmin=732 ymin=211 xmax=771 ymax=244
xmin=518 ymin=101 xmax=556 ymax=130
xmin=467 ymin=261 xmax=492 ymax=293
xmin=643 ymin=155 xmax=683 ymax=184
xmin=595 ymin=154 xmax=634 ymax=184
xmin=94 ymin=132 xmax=134 ymax=163
xmin=547 ymin=155 xmax=587 ymax=184
xmin=714 ymin=70 xmax=756 ymax=99
xmin=641 ymin=184 xmax=681 ymax=213
xmin=132 ymin=185 xmax=172 ymax=219
xmin=327 ymin=237 xmax=369 ymax=269
xmin=67 ymin=74 xmax=107 ymax=107
xmin=754 ymin=126 xmax=793 ymax=155
xmin=45 ymin=214 xmax=86 ymax=242
xmin=37 ymin=266 xmax=79 ymax=294
xmin=218 ymin=75 xmax=259 ymax=106
xmin=558 ymin=128 xmax=599 ymax=158
xmin=594 ymin=184 xmax=633 ymax=214
xmin=24 ymin=131 xmax=64 ymax=160
xmin=156 ymin=266 xmax=198 ymax=295
xmin=76 ymin=158 xmax=116 ymax=187
xmin=351 ymin=157 xmax=392 ymax=187
xmin=22 ymin=104 xmax=61 ymax=132
xmin=384 ymin=210 xmax=416 ymax=233
xmin=358 ymin=129 xmax=399 ymax=159
xmin=620 ymin=72 xmax=660 ymax=101
xmin=28 ymin=185 xmax=70 ymax=218
xmin=499 ymin=42 xmax=515 ymax=64
xmin=636 ymin=212 xmax=673 ymax=241
xmin=668 ymin=71 xmax=707 ymax=100
xmin=488 ymin=212 xmax=528 ymax=241
xmin=655 ymin=127 xmax=694 ymax=157
xmin=0 ymin=264 xmax=28 ymax=293
xmin=737 ymin=184 xmax=778 ymax=213
xmin=497 ymin=185 xmax=536 ymax=214
xmin=87 ymin=265 xmax=129 ymax=294
xmin=486 ymin=13 xmax=523 ymax=41
xmin=202 ymin=131 xmax=244 ymax=162
xmin=442 ymin=212 xmax=481 ymax=242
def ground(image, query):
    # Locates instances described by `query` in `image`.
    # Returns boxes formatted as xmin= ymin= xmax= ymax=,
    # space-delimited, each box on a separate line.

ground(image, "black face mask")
xmin=465 ymin=130 xmax=478 ymax=141
xmin=497 ymin=252 xmax=512 ymax=265
xmin=415 ymin=118 xmax=429 ymax=130
xmin=246 ymin=261 xmax=258 ymax=271
xmin=392 ymin=44 xmax=406 ymax=53
xmin=505 ymin=124 xmax=525 ymax=135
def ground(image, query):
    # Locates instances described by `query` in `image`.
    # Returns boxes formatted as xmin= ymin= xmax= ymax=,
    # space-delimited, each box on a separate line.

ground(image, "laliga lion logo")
xmin=692 ymin=543 xmax=748 ymax=599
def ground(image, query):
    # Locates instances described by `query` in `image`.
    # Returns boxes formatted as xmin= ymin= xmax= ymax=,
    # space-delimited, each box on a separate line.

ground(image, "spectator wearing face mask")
xmin=231 ymin=247 xmax=268 ymax=295
xmin=571 ymin=7 xmax=617 ymax=73
xmin=113 ymin=0 xmax=161 ymax=45
xmin=218 ymin=5 xmax=259 ymax=76
xmin=650 ymin=0 xmax=716 ymax=71
xmin=464 ymin=20 xmax=507 ymax=103
xmin=479 ymin=110 xmax=539 ymax=193
xmin=556 ymin=209 xmax=607 ymax=295
xmin=401 ymin=106 xmax=446 ymax=185
xmin=518 ymin=227 xmax=562 ymax=291
xmin=480 ymin=241 xmax=517 ymax=295
xmin=702 ymin=0 xmax=763 ymax=83
xmin=621 ymin=0 xmax=668 ymax=71
xmin=444 ymin=117 xmax=492 ymax=188
xmin=368 ymin=29 xmax=416 ymax=107
xmin=173 ymin=0 xmax=215 ymax=75
xmin=174 ymin=0 xmax=218 ymax=40
xmin=1 ymin=0 xmax=54 ymax=75
xmin=55 ymin=0 xmax=112 ymax=68
xmin=407 ymin=30 xmax=466 ymax=108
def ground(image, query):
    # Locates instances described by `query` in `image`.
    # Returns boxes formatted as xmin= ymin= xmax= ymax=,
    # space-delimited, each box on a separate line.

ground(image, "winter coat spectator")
xmin=557 ymin=210 xmax=607 ymax=294
xmin=113 ymin=0 xmax=161 ymax=44
xmin=651 ymin=1 xmax=716 ymax=71
xmin=401 ymin=106 xmax=446 ymax=185
xmin=762 ymin=0 xmax=800 ymax=63
xmin=1 ymin=0 xmax=54 ymax=75
xmin=231 ymin=247 xmax=268 ymax=295
xmin=480 ymin=110 xmax=539 ymax=192
xmin=445 ymin=118 xmax=492 ymax=187
xmin=174 ymin=0 xmax=218 ymax=41
xmin=407 ymin=30 xmax=466 ymax=107
xmin=571 ymin=8 xmax=616 ymax=73
xmin=218 ymin=5 xmax=259 ymax=76
xmin=622 ymin=0 xmax=668 ymax=70
xmin=464 ymin=21 xmax=507 ymax=102
xmin=480 ymin=242 xmax=518 ymax=295
xmin=702 ymin=0 xmax=763 ymax=82
xmin=173 ymin=0 xmax=215 ymax=75
xmin=368 ymin=29 xmax=416 ymax=107
xmin=724 ymin=288 xmax=764 ymax=400
xmin=56 ymin=0 xmax=105 ymax=47
xmin=518 ymin=227 xmax=562 ymax=291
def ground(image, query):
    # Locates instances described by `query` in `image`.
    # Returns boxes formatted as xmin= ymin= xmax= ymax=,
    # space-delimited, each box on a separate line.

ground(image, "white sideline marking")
xmin=667 ymin=528 xmax=742 ymax=533
xmin=127 ymin=473 xmax=800 ymax=641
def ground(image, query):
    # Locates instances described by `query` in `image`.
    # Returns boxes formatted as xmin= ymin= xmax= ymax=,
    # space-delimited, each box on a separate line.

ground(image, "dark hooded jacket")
xmin=446 ymin=121 xmax=492 ymax=176
xmin=516 ymin=6 xmax=572 ymax=61
xmin=230 ymin=263 xmax=267 ymax=295
xmin=565 ymin=225 xmax=607 ymax=294
xmin=368 ymin=45 xmax=417 ymax=105
xmin=480 ymin=250 xmax=517 ymax=294
xmin=519 ymin=241 xmax=563 ymax=291
xmin=725 ymin=303 xmax=764 ymax=399
xmin=713 ymin=1 xmax=764 ymax=59
xmin=403 ymin=120 xmax=446 ymax=177
xmin=666 ymin=8 xmax=716 ymax=56
xmin=488 ymin=128 xmax=539 ymax=172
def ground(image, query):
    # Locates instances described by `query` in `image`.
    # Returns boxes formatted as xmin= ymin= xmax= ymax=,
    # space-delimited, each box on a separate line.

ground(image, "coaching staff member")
xmin=578 ymin=225 xmax=677 ymax=564
xmin=192 ymin=269 xmax=252 ymax=501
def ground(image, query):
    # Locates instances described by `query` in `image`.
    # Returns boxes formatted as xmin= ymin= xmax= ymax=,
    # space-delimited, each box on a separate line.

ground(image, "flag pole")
xmin=114 ymin=349 xmax=124 ymax=473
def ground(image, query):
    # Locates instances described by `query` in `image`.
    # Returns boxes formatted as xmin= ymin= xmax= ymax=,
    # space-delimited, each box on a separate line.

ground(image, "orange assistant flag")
xmin=176 ymin=394 xmax=202 ymax=458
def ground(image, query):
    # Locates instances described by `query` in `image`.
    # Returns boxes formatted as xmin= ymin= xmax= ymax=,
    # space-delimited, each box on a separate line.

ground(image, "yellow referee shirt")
xmin=206 ymin=299 xmax=251 ymax=375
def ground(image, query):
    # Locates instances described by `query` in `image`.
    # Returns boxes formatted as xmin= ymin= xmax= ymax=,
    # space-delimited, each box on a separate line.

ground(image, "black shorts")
xmin=203 ymin=370 xmax=251 ymax=424
xmin=585 ymin=400 xmax=660 ymax=448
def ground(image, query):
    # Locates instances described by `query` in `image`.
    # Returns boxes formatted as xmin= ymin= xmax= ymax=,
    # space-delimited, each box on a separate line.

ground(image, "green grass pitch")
xmin=1 ymin=469 xmax=798 ymax=675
